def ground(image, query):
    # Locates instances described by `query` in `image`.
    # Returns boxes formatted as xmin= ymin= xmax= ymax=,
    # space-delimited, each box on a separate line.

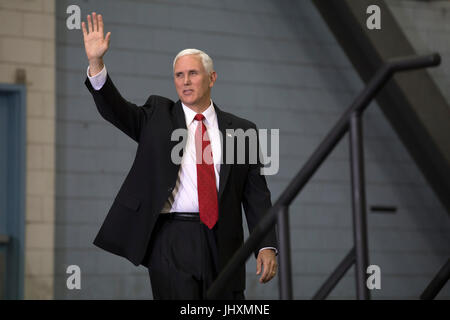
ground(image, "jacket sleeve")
xmin=84 ymin=73 xmax=155 ymax=143
xmin=242 ymin=123 xmax=278 ymax=258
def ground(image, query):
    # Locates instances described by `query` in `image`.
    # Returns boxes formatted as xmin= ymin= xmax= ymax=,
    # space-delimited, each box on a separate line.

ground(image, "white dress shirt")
xmin=160 ymin=100 xmax=222 ymax=213
xmin=87 ymin=66 xmax=276 ymax=254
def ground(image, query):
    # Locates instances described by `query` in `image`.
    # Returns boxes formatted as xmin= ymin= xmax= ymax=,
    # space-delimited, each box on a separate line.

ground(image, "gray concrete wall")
xmin=55 ymin=0 xmax=450 ymax=299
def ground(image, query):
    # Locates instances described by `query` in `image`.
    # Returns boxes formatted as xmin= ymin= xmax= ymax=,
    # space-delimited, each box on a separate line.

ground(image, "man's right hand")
xmin=82 ymin=12 xmax=111 ymax=76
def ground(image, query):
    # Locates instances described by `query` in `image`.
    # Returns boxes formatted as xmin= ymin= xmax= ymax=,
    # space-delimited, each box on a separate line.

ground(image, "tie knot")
xmin=194 ymin=114 xmax=205 ymax=122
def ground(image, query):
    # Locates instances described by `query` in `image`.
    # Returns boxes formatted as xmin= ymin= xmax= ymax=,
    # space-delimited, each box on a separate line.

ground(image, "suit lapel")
xmin=214 ymin=103 xmax=233 ymax=203
xmin=172 ymin=100 xmax=187 ymax=132
xmin=168 ymin=100 xmax=187 ymax=179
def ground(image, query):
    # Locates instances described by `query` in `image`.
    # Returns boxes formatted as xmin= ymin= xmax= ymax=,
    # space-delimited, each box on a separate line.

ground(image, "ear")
xmin=209 ymin=71 xmax=217 ymax=88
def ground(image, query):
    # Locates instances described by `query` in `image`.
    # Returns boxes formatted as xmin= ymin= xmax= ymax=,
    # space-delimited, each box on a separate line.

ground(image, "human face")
xmin=173 ymin=54 xmax=217 ymax=111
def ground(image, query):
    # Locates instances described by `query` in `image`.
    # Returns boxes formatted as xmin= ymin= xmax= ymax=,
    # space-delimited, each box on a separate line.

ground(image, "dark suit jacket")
xmin=84 ymin=74 xmax=277 ymax=291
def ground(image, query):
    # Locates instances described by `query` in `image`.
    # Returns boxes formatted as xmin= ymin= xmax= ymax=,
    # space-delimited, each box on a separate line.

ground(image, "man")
xmin=81 ymin=12 xmax=277 ymax=299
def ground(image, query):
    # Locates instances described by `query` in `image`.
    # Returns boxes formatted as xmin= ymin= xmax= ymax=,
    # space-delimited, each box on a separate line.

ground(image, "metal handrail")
xmin=206 ymin=53 xmax=441 ymax=299
xmin=420 ymin=258 xmax=450 ymax=300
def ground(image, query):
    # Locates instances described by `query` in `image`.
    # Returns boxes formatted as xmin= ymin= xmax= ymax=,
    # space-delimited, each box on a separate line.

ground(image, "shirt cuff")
xmin=87 ymin=64 xmax=107 ymax=90
xmin=259 ymin=247 xmax=278 ymax=256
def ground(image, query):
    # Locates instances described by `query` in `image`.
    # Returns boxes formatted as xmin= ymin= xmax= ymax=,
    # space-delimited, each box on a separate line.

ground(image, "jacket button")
xmin=168 ymin=187 xmax=173 ymax=192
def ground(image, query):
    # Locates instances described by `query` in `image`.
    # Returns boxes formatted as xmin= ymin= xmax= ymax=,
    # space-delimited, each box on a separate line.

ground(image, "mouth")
xmin=183 ymin=89 xmax=194 ymax=95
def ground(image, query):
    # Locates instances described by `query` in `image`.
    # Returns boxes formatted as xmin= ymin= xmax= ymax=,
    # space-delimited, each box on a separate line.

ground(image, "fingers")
xmin=81 ymin=21 xmax=87 ymax=39
xmin=85 ymin=12 xmax=103 ymax=34
xmin=98 ymin=14 xmax=104 ymax=35
xmin=87 ymin=14 xmax=93 ymax=33
xmin=259 ymin=261 xmax=270 ymax=283
xmin=259 ymin=258 xmax=277 ymax=283
xmin=105 ymin=32 xmax=111 ymax=44
xmin=256 ymin=250 xmax=278 ymax=283
xmin=83 ymin=13 xmax=109 ymax=46
xmin=256 ymin=256 xmax=262 ymax=276
xmin=92 ymin=12 xmax=98 ymax=32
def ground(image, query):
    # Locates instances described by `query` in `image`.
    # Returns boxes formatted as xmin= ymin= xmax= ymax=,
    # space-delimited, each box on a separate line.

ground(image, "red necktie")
xmin=194 ymin=113 xmax=218 ymax=229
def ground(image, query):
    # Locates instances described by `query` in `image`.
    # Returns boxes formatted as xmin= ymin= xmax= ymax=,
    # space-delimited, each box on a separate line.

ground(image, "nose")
xmin=184 ymin=74 xmax=191 ymax=85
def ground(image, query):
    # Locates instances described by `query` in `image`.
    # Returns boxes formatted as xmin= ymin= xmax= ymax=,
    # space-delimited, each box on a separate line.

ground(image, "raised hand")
xmin=82 ymin=12 xmax=111 ymax=74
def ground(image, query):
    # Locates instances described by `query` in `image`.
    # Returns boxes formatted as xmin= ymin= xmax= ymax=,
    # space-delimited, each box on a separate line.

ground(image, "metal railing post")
xmin=349 ymin=111 xmax=370 ymax=300
xmin=277 ymin=205 xmax=293 ymax=299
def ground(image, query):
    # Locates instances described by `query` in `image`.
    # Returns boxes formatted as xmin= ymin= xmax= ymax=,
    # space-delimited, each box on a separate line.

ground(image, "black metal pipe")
xmin=387 ymin=53 xmax=441 ymax=72
xmin=206 ymin=54 xmax=440 ymax=300
xmin=349 ymin=112 xmax=370 ymax=300
xmin=420 ymin=258 xmax=450 ymax=300
xmin=277 ymin=206 xmax=293 ymax=299
xmin=312 ymin=248 xmax=356 ymax=300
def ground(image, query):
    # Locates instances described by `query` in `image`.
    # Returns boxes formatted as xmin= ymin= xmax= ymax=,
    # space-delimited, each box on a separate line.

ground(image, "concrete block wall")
xmin=55 ymin=0 xmax=449 ymax=299
xmin=0 ymin=0 xmax=56 ymax=299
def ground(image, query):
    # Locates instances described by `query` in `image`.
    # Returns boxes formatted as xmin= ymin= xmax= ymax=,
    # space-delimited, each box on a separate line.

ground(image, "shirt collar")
xmin=181 ymin=99 xmax=216 ymax=127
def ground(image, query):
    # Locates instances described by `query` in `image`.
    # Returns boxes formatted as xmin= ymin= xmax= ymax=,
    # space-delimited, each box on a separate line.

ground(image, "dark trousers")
xmin=142 ymin=214 xmax=245 ymax=300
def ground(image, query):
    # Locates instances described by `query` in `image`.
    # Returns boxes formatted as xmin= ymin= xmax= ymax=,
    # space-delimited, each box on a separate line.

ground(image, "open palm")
xmin=82 ymin=12 xmax=111 ymax=61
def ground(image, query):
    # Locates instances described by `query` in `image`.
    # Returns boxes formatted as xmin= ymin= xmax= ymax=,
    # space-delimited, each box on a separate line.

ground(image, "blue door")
xmin=0 ymin=84 xmax=26 ymax=300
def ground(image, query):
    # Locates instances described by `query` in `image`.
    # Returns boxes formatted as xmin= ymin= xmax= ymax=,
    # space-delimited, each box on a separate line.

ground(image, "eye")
xmin=175 ymin=73 xmax=183 ymax=78
xmin=189 ymin=71 xmax=198 ymax=75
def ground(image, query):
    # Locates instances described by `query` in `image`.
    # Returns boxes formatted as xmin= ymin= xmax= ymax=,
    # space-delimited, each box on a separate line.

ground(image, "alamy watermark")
xmin=66 ymin=265 xmax=81 ymax=290
xmin=66 ymin=5 xmax=81 ymax=30
xmin=367 ymin=5 xmax=381 ymax=30
xmin=367 ymin=265 xmax=381 ymax=290
xmin=170 ymin=128 xmax=279 ymax=175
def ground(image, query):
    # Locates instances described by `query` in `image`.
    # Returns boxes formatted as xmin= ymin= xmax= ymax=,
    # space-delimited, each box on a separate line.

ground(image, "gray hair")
xmin=173 ymin=48 xmax=214 ymax=74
